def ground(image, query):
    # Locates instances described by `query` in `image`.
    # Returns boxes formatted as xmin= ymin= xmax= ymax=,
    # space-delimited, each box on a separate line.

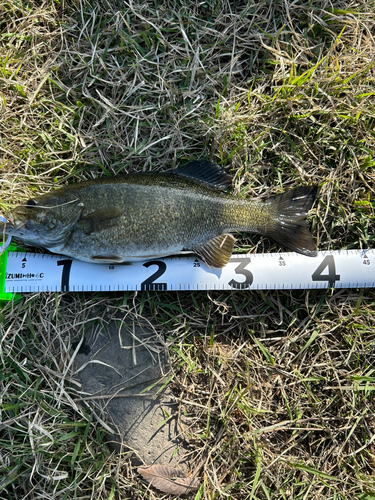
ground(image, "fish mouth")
xmin=4 ymin=211 xmax=27 ymax=230
xmin=1 ymin=214 xmax=26 ymax=235
xmin=0 ymin=214 xmax=11 ymax=228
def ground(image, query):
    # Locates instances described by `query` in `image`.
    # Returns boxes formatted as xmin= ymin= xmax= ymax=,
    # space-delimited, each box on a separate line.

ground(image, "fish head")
xmin=3 ymin=196 xmax=84 ymax=249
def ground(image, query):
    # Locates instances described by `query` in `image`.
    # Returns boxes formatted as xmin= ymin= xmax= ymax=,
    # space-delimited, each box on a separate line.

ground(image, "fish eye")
xmin=27 ymin=199 xmax=37 ymax=207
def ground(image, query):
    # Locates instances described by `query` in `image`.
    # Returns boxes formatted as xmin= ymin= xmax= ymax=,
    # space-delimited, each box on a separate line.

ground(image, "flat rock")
xmin=72 ymin=317 xmax=189 ymax=471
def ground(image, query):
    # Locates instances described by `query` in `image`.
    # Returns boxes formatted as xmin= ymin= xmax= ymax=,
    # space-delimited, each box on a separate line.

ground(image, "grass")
xmin=1 ymin=0 xmax=375 ymax=498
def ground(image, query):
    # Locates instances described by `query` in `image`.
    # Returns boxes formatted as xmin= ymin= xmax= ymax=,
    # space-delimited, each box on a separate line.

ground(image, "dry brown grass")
xmin=1 ymin=0 xmax=375 ymax=499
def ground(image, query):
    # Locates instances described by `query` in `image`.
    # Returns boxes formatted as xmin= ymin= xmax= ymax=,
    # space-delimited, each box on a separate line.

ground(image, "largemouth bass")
xmin=2 ymin=160 xmax=317 ymax=267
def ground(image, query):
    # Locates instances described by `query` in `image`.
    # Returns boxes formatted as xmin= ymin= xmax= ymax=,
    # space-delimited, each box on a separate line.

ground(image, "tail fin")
xmin=266 ymin=186 xmax=317 ymax=256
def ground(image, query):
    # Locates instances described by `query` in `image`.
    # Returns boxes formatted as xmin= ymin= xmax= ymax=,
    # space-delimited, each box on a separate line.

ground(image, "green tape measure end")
xmin=1 ymin=242 xmax=28 ymax=302
xmin=0 ymin=249 xmax=13 ymax=301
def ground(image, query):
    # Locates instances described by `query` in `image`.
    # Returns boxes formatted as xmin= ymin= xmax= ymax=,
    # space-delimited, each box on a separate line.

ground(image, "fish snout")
xmin=5 ymin=215 xmax=22 ymax=231
xmin=0 ymin=214 xmax=14 ymax=229
xmin=6 ymin=207 xmax=29 ymax=230
xmin=1 ymin=211 xmax=27 ymax=235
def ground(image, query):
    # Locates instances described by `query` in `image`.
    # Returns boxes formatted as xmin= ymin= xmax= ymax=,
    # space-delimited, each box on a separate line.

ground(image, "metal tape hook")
xmin=0 ymin=215 xmax=12 ymax=254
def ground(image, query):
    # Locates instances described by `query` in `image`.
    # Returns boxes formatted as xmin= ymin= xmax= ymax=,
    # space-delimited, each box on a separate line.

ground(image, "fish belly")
xmin=53 ymin=237 xmax=190 ymax=263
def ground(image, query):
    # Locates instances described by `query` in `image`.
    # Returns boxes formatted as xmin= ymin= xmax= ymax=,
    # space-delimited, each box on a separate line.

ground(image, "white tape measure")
xmin=3 ymin=249 xmax=374 ymax=292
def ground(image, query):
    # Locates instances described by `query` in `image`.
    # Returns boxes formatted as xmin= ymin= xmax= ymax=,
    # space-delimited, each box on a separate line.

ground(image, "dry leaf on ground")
xmin=138 ymin=464 xmax=200 ymax=495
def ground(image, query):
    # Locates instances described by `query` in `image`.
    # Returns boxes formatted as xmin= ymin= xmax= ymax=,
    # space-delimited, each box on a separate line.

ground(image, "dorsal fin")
xmin=173 ymin=160 xmax=232 ymax=190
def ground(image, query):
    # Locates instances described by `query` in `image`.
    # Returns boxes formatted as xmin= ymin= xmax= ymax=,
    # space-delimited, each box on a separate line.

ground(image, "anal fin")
xmin=192 ymin=234 xmax=235 ymax=268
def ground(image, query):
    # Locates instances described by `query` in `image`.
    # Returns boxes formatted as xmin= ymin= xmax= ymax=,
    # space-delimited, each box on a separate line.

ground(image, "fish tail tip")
xmin=267 ymin=185 xmax=318 ymax=256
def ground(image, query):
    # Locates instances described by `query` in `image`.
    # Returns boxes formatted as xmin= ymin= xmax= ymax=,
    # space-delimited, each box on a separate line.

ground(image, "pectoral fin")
xmin=192 ymin=234 xmax=235 ymax=268
xmin=81 ymin=207 xmax=123 ymax=234
xmin=91 ymin=254 xmax=124 ymax=263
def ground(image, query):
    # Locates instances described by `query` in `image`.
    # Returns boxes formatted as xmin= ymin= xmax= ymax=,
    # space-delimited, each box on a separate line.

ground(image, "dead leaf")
xmin=138 ymin=464 xmax=200 ymax=495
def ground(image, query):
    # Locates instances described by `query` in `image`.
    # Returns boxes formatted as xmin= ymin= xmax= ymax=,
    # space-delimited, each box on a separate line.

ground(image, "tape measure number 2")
xmin=4 ymin=249 xmax=374 ymax=293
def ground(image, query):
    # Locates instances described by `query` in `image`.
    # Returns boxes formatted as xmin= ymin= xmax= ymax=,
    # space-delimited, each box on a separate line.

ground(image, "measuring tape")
xmin=1 ymin=248 xmax=373 ymax=294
